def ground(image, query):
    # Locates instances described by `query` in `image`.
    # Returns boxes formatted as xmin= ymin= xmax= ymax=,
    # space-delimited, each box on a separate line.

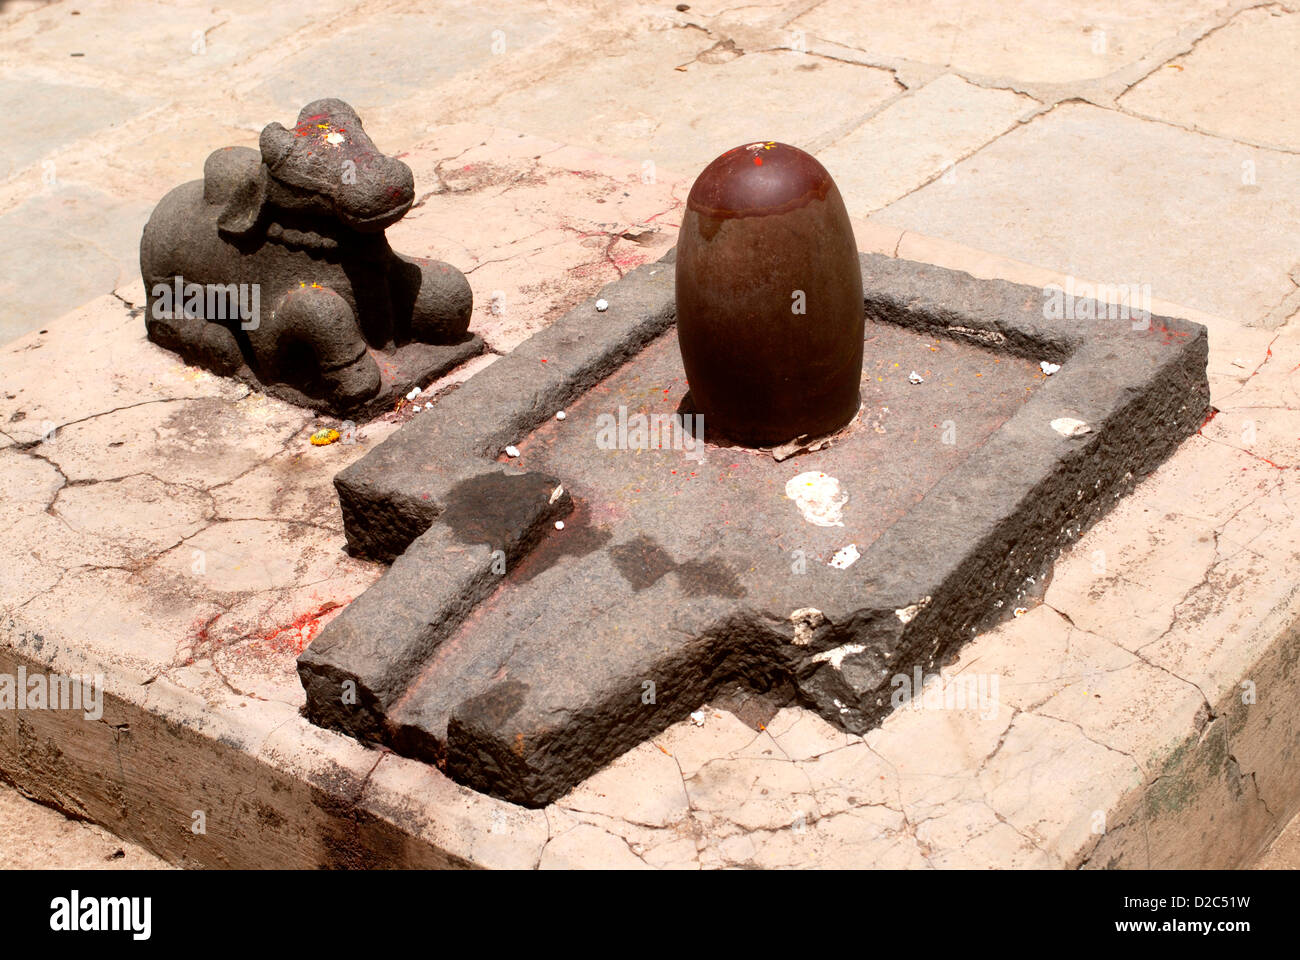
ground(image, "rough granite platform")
xmin=299 ymin=252 xmax=1208 ymax=808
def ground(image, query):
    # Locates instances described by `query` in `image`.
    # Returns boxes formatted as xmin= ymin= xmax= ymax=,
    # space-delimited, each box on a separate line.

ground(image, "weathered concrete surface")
xmin=789 ymin=0 xmax=1230 ymax=85
xmin=0 ymin=782 xmax=168 ymax=869
xmin=1119 ymin=5 xmax=1300 ymax=152
xmin=2 ymin=0 xmax=1299 ymax=867
xmin=7 ymin=0 xmax=1299 ymax=345
xmin=436 ymin=22 xmax=903 ymax=179
xmin=1257 ymin=808 xmax=1300 ymax=868
xmin=246 ymin=4 xmax=562 ymax=115
xmin=878 ymin=102 xmax=1300 ymax=329
xmin=0 ymin=235 xmax=1295 ymax=867
xmin=0 ymin=185 xmax=153 ymax=344
xmin=385 ymin=124 xmax=689 ymax=353
xmin=816 ymin=74 xmax=1039 ymax=216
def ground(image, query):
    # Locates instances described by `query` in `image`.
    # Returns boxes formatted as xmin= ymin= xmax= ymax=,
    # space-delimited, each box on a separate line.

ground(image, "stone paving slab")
xmin=878 ymin=102 xmax=1300 ymax=328
xmin=245 ymin=3 xmax=561 ymax=116
xmin=0 ymin=783 xmax=169 ymax=870
xmin=0 ymin=73 xmax=157 ymax=182
xmin=789 ymin=0 xmax=1231 ymax=86
xmin=1257 ymin=810 xmax=1300 ymax=868
xmin=439 ymin=29 xmax=902 ymax=180
xmin=1119 ymin=5 xmax=1300 ymax=152
xmin=0 ymin=186 xmax=152 ymax=343
xmin=817 ymin=74 xmax=1039 ymax=216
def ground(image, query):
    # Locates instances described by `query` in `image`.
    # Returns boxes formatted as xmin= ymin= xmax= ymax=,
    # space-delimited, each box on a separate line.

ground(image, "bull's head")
xmin=217 ymin=98 xmax=416 ymax=238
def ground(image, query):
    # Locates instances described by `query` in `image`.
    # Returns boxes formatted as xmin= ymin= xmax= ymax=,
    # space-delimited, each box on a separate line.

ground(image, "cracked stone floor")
xmin=0 ymin=0 xmax=1298 ymax=867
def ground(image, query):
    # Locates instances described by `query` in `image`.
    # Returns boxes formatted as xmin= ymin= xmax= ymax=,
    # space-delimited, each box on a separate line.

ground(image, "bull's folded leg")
xmin=390 ymin=254 xmax=472 ymax=345
xmin=249 ymin=284 xmax=380 ymax=408
xmin=142 ymin=281 xmax=245 ymax=376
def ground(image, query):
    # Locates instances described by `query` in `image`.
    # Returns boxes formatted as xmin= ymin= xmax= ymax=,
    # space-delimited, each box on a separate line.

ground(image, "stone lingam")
xmin=676 ymin=141 xmax=864 ymax=448
xmin=297 ymin=141 xmax=1209 ymax=808
xmin=139 ymin=98 xmax=483 ymax=419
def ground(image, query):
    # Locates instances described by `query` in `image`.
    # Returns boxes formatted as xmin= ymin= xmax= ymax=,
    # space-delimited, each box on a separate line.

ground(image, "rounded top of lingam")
xmin=686 ymin=142 xmax=833 ymax=221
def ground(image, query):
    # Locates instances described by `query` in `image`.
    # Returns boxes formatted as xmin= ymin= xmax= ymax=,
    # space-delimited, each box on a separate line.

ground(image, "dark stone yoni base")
xmin=298 ymin=252 xmax=1209 ymax=807
xmin=140 ymin=98 xmax=482 ymax=419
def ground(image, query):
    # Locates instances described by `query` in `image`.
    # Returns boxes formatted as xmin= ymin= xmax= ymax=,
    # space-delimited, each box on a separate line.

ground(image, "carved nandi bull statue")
xmin=140 ymin=98 xmax=472 ymax=414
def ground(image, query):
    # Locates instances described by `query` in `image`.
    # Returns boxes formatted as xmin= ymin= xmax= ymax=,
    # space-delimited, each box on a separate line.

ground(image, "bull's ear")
xmin=216 ymin=163 xmax=269 ymax=238
xmin=259 ymin=120 xmax=295 ymax=172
